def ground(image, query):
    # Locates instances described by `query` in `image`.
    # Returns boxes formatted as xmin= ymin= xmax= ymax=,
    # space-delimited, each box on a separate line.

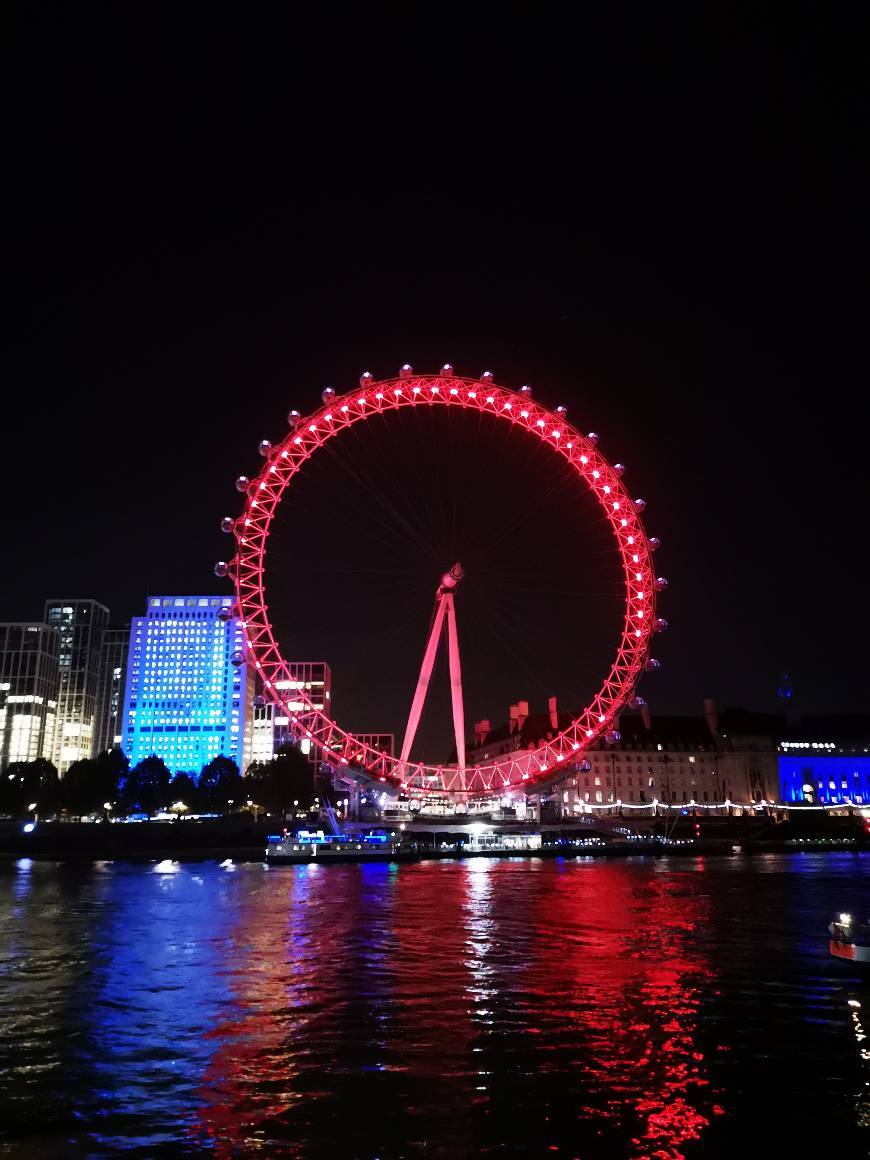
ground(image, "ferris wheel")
xmin=216 ymin=365 xmax=667 ymax=798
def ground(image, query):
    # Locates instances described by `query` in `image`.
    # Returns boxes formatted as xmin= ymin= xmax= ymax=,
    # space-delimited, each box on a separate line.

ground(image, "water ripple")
xmin=0 ymin=853 xmax=867 ymax=1156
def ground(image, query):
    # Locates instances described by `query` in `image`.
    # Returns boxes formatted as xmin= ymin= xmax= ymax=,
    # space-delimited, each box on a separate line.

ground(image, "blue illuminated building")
xmin=121 ymin=596 xmax=253 ymax=775
xmin=778 ymin=728 xmax=870 ymax=805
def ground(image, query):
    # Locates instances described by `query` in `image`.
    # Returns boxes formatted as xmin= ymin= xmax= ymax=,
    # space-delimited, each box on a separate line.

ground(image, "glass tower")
xmin=95 ymin=626 xmax=130 ymax=755
xmin=0 ymin=623 xmax=61 ymax=770
xmin=121 ymin=596 xmax=253 ymax=775
xmin=44 ymin=599 xmax=109 ymax=770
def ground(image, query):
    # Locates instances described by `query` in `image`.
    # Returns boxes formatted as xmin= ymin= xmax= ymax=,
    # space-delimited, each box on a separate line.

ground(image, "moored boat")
xmin=829 ymin=913 xmax=870 ymax=965
xmin=265 ymin=829 xmax=407 ymax=864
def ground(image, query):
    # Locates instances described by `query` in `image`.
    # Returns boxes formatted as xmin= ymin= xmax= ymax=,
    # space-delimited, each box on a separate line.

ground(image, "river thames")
xmin=1 ymin=853 xmax=867 ymax=1158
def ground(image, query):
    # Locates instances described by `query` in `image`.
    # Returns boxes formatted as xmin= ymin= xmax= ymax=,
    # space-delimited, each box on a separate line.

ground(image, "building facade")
xmin=94 ymin=626 xmax=130 ymax=755
xmin=0 ymin=623 xmax=60 ymax=770
xmin=250 ymin=663 xmax=333 ymax=768
xmin=349 ymin=732 xmax=395 ymax=757
xmin=467 ymin=697 xmax=782 ymax=811
xmin=777 ymin=715 xmax=870 ymax=805
xmin=44 ymin=599 xmax=109 ymax=770
xmin=121 ymin=596 xmax=253 ymax=775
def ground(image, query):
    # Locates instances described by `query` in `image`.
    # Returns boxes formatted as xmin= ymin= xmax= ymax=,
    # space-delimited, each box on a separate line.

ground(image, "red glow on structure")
xmin=230 ymin=370 xmax=661 ymax=796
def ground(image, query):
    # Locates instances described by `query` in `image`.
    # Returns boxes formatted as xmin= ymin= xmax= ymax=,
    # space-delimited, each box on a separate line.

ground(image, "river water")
xmin=1 ymin=853 xmax=867 ymax=1158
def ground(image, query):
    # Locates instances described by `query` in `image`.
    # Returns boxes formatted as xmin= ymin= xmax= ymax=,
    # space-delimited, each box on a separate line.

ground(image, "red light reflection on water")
xmin=188 ymin=860 xmax=724 ymax=1158
xmin=522 ymin=861 xmax=723 ymax=1159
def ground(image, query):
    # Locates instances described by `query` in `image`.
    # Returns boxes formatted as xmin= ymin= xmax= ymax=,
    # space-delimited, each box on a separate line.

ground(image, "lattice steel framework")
xmin=220 ymin=368 xmax=664 ymax=796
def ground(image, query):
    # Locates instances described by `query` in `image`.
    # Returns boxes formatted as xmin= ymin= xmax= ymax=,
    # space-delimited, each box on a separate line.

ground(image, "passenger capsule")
xmin=287 ymin=409 xmax=301 ymax=429
xmin=520 ymin=384 xmax=533 ymax=395
xmin=613 ymin=463 xmax=626 ymax=476
xmin=648 ymin=536 xmax=661 ymax=551
xmin=399 ymin=363 xmax=414 ymax=378
xmin=633 ymin=497 xmax=646 ymax=512
xmin=579 ymin=759 xmax=592 ymax=772
xmin=220 ymin=516 xmax=235 ymax=535
xmin=321 ymin=386 xmax=336 ymax=403
xmin=217 ymin=606 xmax=234 ymax=622
xmin=235 ymin=475 xmax=250 ymax=493
xmin=586 ymin=431 xmax=599 ymax=445
xmin=654 ymin=617 xmax=669 ymax=632
xmin=258 ymin=439 xmax=272 ymax=457
xmin=646 ymin=657 xmax=662 ymax=671
xmin=252 ymin=694 xmax=266 ymax=709
xmin=359 ymin=371 xmax=374 ymax=387
xmin=605 ymin=730 xmax=622 ymax=745
xmin=440 ymin=363 xmax=455 ymax=376
xmin=214 ymin=561 xmax=229 ymax=578
xmin=629 ymin=696 xmax=647 ymax=709
xmin=480 ymin=370 xmax=495 ymax=382
xmin=555 ymin=404 xmax=567 ymax=416
xmin=654 ymin=576 xmax=669 ymax=591
xmin=230 ymin=649 xmax=245 ymax=667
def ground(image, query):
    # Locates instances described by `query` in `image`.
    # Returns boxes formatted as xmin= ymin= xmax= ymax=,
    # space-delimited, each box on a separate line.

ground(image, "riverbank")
xmin=0 ymin=818 xmax=273 ymax=863
xmin=1 ymin=816 xmax=866 ymax=864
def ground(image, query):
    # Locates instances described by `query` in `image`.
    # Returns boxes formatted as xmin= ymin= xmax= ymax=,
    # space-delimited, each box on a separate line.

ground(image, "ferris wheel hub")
xmin=439 ymin=562 xmax=464 ymax=591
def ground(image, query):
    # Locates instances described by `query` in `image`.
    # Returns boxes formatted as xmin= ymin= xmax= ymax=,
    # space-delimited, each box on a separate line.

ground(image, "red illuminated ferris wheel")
xmin=216 ymin=366 xmax=667 ymax=798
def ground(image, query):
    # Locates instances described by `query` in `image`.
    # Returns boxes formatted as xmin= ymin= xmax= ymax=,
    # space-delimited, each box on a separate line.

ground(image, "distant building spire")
xmin=777 ymin=670 xmax=799 ymax=727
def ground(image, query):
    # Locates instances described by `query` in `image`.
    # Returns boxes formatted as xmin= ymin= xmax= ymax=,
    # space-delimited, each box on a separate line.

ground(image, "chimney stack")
xmin=517 ymin=700 xmax=529 ymax=729
xmin=474 ymin=719 xmax=491 ymax=747
xmin=548 ymin=695 xmax=558 ymax=731
xmin=509 ymin=704 xmax=519 ymax=734
xmin=703 ymin=697 xmax=718 ymax=735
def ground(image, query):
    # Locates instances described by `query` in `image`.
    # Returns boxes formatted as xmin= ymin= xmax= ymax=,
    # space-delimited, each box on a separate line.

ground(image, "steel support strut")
xmin=400 ymin=563 xmax=466 ymax=772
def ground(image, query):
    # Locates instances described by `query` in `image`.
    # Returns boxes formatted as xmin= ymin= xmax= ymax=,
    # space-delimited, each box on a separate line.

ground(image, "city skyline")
xmin=5 ymin=12 xmax=866 ymax=733
xmin=3 ymin=577 xmax=868 ymax=809
xmin=3 ymin=13 xmax=866 ymax=1158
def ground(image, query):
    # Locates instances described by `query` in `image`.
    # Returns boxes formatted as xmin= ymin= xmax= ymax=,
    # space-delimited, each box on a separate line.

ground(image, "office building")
xmin=121 ymin=596 xmax=253 ymax=775
xmin=95 ymin=626 xmax=130 ymax=755
xmin=250 ymin=663 xmax=332 ymax=767
xmin=0 ymin=623 xmax=60 ymax=770
xmin=349 ymin=732 xmax=394 ymax=757
xmin=44 ymin=599 xmax=109 ymax=770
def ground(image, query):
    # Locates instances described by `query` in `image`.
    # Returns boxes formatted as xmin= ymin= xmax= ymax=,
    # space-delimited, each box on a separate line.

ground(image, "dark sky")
xmin=5 ymin=8 xmax=867 ymax=755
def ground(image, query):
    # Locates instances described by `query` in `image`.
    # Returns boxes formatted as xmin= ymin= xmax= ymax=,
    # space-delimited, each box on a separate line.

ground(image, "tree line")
xmin=0 ymin=745 xmax=320 ymax=820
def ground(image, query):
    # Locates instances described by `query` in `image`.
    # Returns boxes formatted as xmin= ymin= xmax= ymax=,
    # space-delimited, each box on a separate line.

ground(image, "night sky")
xmin=5 ymin=10 xmax=866 ymax=756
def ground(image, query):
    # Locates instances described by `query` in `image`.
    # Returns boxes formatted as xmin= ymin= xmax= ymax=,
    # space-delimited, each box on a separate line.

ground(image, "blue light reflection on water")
xmin=0 ymin=852 xmax=867 ymax=1157
xmin=76 ymin=864 xmax=243 ymax=1152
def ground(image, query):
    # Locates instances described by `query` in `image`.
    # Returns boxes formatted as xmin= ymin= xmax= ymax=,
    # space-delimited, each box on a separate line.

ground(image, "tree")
xmin=62 ymin=752 xmax=126 ymax=816
xmin=247 ymin=744 xmax=314 ymax=817
xmin=61 ymin=759 xmax=101 ymax=816
xmin=120 ymin=755 xmax=171 ymax=814
xmin=169 ymin=771 xmax=201 ymax=812
xmin=0 ymin=758 xmax=61 ymax=817
xmin=198 ymin=756 xmax=243 ymax=813
xmin=95 ymin=747 xmax=129 ymax=806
